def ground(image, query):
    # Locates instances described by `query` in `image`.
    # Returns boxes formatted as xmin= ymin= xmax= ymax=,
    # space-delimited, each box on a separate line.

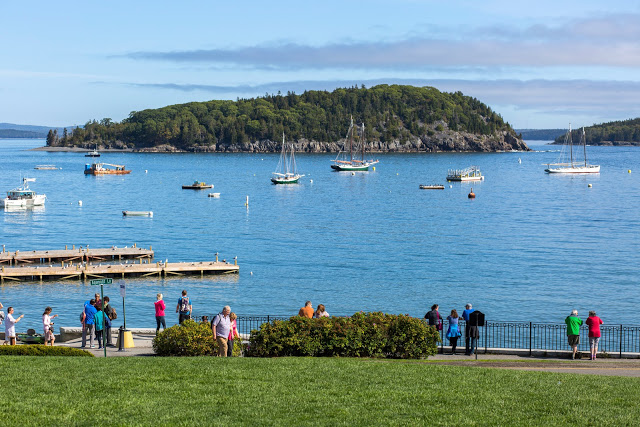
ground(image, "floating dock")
xmin=0 ymin=245 xmax=153 ymax=265
xmin=0 ymin=260 xmax=239 ymax=283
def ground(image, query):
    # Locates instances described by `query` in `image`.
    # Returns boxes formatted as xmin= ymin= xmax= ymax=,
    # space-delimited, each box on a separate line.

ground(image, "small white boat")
xmin=447 ymin=166 xmax=484 ymax=181
xmin=419 ymin=185 xmax=445 ymax=190
xmin=34 ymin=165 xmax=59 ymax=170
xmin=208 ymin=193 xmax=221 ymax=198
xmin=122 ymin=211 xmax=153 ymax=217
xmin=2 ymin=178 xmax=46 ymax=208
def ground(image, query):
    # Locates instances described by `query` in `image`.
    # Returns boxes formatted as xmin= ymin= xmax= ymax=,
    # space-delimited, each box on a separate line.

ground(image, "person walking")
xmin=42 ymin=307 xmax=58 ymax=346
xmin=211 ymin=306 xmax=231 ymax=357
xmin=462 ymin=303 xmax=475 ymax=355
xmin=155 ymin=293 xmax=166 ymax=334
xmin=298 ymin=301 xmax=314 ymax=318
xmin=227 ymin=312 xmax=239 ymax=357
xmin=585 ymin=311 xmax=603 ymax=360
xmin=314 ymin=304 xmax=329 ymax=318
xmin=94 ymin=305 xmax=109 ymax=349
xmin=446 ymin=309 xmax=462 ymax=355
xmin=424 ymin=304 xmax=443 ymax=332
xmin=176 ymin=290 xmax=192 ymax=324
xmin=82 ymin=299 xmax=97 ymax=348
xmin=0 ymin=302 xmax=5 ymax=327
xmin=4 ymin=307 xmax=24 ymax=345
xmin=565 ymin=309 xmax=583 ymax=359
xmin=102 ymin=296 xmax=116 ymax=346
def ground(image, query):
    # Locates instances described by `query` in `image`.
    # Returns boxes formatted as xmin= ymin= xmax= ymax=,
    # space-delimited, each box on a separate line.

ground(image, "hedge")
xmin=0 ymin=345 xmax=94 ymax=357
xmin=246 ymin=312 xmax=440 ymax=359
xmin=152 ymin=319 xmax=243 ymax=356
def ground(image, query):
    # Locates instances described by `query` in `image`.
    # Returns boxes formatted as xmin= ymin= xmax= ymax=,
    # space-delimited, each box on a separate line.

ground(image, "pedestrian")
xmin=585 ymin=310 xmax=603 ymax=360
xmin=103 ymin=296 xmax=116 ymax=346
xmin=176 ymin=290 xmax=192 ymax=324
xmin=314 ymin=304 xmax=329 ymax=318
xmin=42 ymin=307 xmax=58 ymax=346
xmin=94 ymin=292 xmax=102 ymax=309
xmin=424 ymin=304 xmax=443 ymax=331
xmin=227 ymin=312 xmax=239 ymax=357
xmin=94 ymin=305 xmax=109 ymax=349
xmin=298 ymin=301 xmax=314 ymax=318
xmin=211 ymin=306 xmax=231 ymax=357
xmin=446 ymin=309 xmax=462 ymax=355
xmin=155 ymin=293 xmax=166 ymax=334
xmin=82 ymin=299 xmax=97 ymax=348
xmin=3 ymin=307 xmax=24 ymax=345
xmin=462 ymin=303 xmax=475 ymax=355
xmin=565 ymin=309 xmax=583 ymax=360
xmin=0 ymin=302 xmax=5 ymax=327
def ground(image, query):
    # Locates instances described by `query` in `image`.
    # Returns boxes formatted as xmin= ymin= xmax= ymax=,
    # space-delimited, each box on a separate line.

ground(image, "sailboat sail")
xmin=271 ymin=133 xmax=304 ymax=184
xmin=331 ymin=117 xmax=379 ymax=171
xmin=545 ymin=124 xmax=600 ymax=174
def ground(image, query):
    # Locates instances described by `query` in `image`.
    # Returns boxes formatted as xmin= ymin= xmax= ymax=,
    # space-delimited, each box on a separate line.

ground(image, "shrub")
xmin=0 ymin=345 xmax=93 ymax=357
xmin=246 ymin=312 xmax=440 ymax=359
xmin=153 ymin=319 xmax=243 ymax=357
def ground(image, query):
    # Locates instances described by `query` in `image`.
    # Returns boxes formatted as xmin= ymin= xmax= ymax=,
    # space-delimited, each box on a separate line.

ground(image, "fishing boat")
xmin=1 ymin=178 xmax=46 ymax=208
xmin=446 ymin=166 xmax=484 ymax=181
xmin=34 ymin=165 xmax=59 ymax=170
xmin=419 ymin=185 xmax=445 ymax=190
xmin=331 ymin=117 xmax=379 ymax=171
xmin=122 ymin=211 xmax=153 ymax=217
xmin=85 ymin=145 xmax=100 ymax=157
xmin=545 ymin=125 xmax=600 ymax=173
xmin=182 ymin=181 xmax=213 ymax=189
xmin=271 ymin=133 xmax=304 ymax=184
xmin=84 ymin=163 xmax=131 ymax=175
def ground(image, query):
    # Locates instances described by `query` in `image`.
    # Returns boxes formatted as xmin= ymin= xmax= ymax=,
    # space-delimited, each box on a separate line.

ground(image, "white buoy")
xmin=250 ymin=271 xmax=253 ymax=275
xmin=145 ymin=170 xmax=148 ymax=173
xmin=310 ymin=179 xmax=313 ymax=183
xmin=588 ymin=184 xmax=592 ymax=188
xmin=351 ymin=171 xmax=355 ymax=176
xmin=449 ymin=185 xmax=453 ymax=188
xmin=518 ymin=158 xmax=522 ymax=164
xmin=78 ymin=200 xmax=83 ymax=206
xmin=245 ymin=195 xmax=249 ymax=206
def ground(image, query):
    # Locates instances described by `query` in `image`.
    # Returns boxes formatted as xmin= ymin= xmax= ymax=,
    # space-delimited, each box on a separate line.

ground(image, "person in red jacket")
xmin=585 ymin=311 xmax=603 ymax=360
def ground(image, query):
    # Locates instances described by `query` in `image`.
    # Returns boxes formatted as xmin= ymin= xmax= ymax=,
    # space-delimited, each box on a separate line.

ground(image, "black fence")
xmin=194 ymin=314 xmax=640 ymax=357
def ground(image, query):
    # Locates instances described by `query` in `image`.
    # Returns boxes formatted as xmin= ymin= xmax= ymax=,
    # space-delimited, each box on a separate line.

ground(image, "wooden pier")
xmin=0 ymin=245 xmax=153 ymax=265
xmin=0 ymin=260 xmax=239 ymax=283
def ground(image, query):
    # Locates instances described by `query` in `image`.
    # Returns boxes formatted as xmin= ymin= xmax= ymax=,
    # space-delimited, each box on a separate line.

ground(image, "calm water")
xmin=1 ymin=139 xmax=639 ymax=331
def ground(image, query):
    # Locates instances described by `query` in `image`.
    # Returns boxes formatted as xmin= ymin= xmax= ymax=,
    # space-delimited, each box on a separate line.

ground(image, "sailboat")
xmin=545 ymin=125 xmax=600 ymax=173
xmin=271 ymin=133 xmax=304 ymax=184
xmin=331 ymin=117 xmax=379 ymax=171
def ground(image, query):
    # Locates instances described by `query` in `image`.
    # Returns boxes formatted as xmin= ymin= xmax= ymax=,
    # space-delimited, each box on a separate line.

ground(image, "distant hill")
xmin=0 ymin=122 xmax=74 ymax=139
xmin=552 ymin=118 xmax=640 ymax=146
xmin=52 ymin=85 xmax=529 ymax=153
xmin=515 ymin=129 xmax=567 ymax=141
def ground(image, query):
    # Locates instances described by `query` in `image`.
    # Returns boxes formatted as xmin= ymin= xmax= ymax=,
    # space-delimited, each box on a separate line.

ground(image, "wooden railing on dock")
xmin=0 ymin=260 xmax=239 ymax=283
xmin=0 ymin=244 xmax=153 ymax=265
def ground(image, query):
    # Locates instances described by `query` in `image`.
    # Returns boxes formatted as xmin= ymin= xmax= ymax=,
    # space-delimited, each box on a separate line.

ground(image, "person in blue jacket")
xmin=82 ymin=299 xmax=97 ymax=348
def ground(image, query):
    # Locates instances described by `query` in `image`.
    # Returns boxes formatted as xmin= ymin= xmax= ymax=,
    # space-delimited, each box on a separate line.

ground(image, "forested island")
xmin=552 ymin=118 xmax=640 ymax=146
xmin=46 ymin=85 xmax=528 ymax=153
xmin=516 ymin=129 xmax=566 ymax=141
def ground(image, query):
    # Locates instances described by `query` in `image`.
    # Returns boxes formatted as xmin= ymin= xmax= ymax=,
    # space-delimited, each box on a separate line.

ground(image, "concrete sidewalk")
xmin=56 ymin=333 xmax=156 ymax=357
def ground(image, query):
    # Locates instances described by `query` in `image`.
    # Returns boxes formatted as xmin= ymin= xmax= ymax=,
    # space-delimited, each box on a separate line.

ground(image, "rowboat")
xmin=122 ymin=211 xmax=153 ymax=217
xmin=419 ymin=185 xmax=445 ymax=190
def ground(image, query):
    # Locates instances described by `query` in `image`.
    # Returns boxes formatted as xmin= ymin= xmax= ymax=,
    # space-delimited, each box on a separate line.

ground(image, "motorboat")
xmin=2 ymin=178 xmax=46 ymax=208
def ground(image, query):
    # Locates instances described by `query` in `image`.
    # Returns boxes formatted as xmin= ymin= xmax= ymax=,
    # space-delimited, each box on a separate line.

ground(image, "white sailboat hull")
xmin=545 ymin=165 xmax=600 ymax=174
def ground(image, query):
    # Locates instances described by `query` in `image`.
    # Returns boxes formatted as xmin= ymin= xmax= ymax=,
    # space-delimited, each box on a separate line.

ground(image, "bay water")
xmin=1 ymin=139 xmax=639 ymax=331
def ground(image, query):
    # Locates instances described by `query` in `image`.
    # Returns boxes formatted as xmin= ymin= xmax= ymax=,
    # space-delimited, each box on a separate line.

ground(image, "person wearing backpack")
xmin=176 ymin=290 xmax=192 ymax=324
xmin=103 ymin=296 xmax=117 ymax=346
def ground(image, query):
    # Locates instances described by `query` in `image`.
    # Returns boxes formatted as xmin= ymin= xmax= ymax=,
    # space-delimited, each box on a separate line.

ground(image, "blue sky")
xmin=2 ymin=0 xmax=639 ymax=129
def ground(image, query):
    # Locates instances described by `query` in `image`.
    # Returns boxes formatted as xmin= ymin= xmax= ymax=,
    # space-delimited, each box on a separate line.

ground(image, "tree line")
xmin=48 ymin=84 xmax=518 ymax=149
xmin=553 ymin=118 xmax=640 ymax=145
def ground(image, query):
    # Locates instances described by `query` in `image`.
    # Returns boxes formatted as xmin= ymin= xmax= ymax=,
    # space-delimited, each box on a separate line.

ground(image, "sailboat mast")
xmin=282 ymin=132 xmax=287 ymax=175
xmin=582 ymin=127 xmax=587 ymax=167
xmin=349 ymin=116 xmax=353 ymax=163
xmin=361 ymin=123 xmax=365 ymax=162
xmin=568 ymin=123 xmax=573 ymax=166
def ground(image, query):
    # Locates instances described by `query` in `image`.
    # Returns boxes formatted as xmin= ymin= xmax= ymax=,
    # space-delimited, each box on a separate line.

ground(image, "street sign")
xmin=90 ymin=278 xmax=113 ymax=286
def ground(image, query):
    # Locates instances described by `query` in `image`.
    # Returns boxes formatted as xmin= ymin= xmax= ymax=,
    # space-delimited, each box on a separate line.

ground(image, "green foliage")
xmin=0 ymin=345 xmax=93 ymax=357
xmin=553 ymin=118 xmax=640 ymax=145
xmin=152 ymin=319 xmax=242 ymax=356
xmin=247 ymin=312 xmax=440 ymax=359
xmin=58 ymin=85 xmax=518 ymax=149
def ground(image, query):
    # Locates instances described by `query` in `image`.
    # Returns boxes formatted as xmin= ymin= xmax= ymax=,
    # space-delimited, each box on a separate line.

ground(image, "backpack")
xmin=108 ymin=306 xmax=117 ymax=320
xmin=80 ymin=310 xmax=86 ymax=323
xmin=180 ymin=297 xmax=190 ymax=313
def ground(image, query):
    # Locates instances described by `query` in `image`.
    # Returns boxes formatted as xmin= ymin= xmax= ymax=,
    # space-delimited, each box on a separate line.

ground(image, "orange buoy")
xmin=468 ymin=188 xmax=476 ymax=199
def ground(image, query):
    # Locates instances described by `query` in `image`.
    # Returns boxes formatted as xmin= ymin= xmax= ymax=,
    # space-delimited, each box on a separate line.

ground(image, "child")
xmin=42 ymin=307 xmax=58 ymax=346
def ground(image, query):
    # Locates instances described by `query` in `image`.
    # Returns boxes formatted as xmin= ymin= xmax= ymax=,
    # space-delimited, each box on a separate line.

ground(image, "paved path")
xmin=56 ymin=334 xmax=156 ymax=357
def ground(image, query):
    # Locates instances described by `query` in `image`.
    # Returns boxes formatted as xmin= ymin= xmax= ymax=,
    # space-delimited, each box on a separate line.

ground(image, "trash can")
xmin=116 ymin=326 xmax=135 ymax=351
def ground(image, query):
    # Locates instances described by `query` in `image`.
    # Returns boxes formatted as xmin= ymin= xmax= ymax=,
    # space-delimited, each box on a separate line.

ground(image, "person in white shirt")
xmin=4 ymin=307 xmax=24 ymax=346
xmin=42 ymin=307 xmax=58 ymax=346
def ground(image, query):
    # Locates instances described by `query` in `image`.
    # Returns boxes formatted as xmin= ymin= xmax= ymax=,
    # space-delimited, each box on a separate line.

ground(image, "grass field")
xmin=1 ymin=357 xmax=639 ymax=426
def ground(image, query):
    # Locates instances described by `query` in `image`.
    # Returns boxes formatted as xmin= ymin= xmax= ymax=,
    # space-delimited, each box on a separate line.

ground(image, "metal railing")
xmin=194 ymin=314 xmax=640 ymax=357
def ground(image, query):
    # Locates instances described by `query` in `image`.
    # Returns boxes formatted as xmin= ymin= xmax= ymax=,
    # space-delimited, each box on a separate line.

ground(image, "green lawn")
xmin=1 ymin=357 xmax=638 ymax=426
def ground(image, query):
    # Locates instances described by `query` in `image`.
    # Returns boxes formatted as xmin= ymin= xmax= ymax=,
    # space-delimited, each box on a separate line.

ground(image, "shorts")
xmin=568 ymin=335 xmax=580 ymax=347
xmin=589 ymin=337 xmax=600 ymax=347
xmin=45 ymin=329 xmax=54 ymax=341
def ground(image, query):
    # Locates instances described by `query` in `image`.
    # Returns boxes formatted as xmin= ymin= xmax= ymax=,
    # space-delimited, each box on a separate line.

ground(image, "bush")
xmin=152 ymin=319 xmax=243 ymax=357
xmin=0 ymin=345 xmax=93 ymax=357
xmin=246 ymin=312 xmax=440 ymax=359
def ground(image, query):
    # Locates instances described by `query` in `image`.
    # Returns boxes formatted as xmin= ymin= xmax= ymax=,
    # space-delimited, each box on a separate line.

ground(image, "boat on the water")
xmin=271 ymin=132 xmax=304 ymax=184
xmin=208 ymin=193 xmax=221 ymax=198
xmin=85 ymin=145 xmax=100 ymax=157
xmin=123 ymin=211 xmax=153 ymax=217
xmin=446 ymin=166 xmax=484 ymax=181
xmin=2 ymin=178 xmax=46 ymax=208
xmin=182 ymin=181 xmax=213 ymax=189
xmin=34 ymin=165 xmax=59 ymax=170
xmin=545 ymin=124 xmax=600 ymax=173
xmin=84 ymin=163 xmax=131 ymax=175
xmin=419 ymin=185 xmax=445 ymax=190
xmin=331 ymin=117 xmax=379 ymax=171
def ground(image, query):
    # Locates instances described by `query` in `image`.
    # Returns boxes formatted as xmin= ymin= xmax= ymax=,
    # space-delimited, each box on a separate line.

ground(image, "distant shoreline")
xmin=30 ymin=146 xmax=133 ymax=152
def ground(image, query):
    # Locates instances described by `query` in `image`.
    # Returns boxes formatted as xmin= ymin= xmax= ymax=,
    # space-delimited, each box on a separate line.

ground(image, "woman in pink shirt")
xmin=155 ymin=293 xmax=166 ymax=335
xmin=585 ymin=310 xmax=603 ymax=360
xmin=227 ymin=312 xmax=239 ymax=357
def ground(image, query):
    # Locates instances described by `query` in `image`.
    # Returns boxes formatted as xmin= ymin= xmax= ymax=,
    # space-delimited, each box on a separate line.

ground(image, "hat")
xmin=465 ymin=303 xmax=472 ymax=308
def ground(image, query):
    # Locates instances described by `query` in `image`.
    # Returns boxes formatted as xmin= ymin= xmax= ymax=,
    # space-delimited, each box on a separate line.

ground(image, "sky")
xmin=1 ymin=1 xmax=640 ymax=129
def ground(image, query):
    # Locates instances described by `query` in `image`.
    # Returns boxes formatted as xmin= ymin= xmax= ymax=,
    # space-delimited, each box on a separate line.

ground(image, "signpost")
xmin=119 ymin=281 xmax=126 ymax=329
xmin=90 ymin=278 xmax=112 ymax=357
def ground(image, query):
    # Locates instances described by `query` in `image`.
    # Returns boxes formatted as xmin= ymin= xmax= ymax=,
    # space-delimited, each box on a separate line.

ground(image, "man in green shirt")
xmin=565 ymin=310 xmax=583 ymax=359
